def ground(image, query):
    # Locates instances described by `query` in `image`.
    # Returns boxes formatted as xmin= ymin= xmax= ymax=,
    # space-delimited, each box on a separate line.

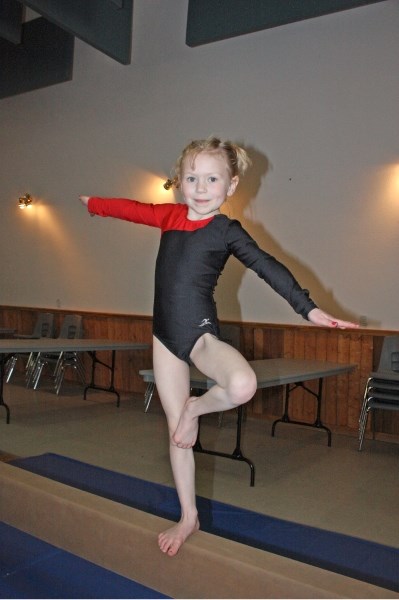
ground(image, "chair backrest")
xmin=220 ymin=323 xmax=241 ymax=351
xmin=377 ymin=336 xmax=399 ymax=373
xmin=31 ymin=312 xmax=55 ymax=338
xmin=58 ymin=314 xmax=83 ymax=340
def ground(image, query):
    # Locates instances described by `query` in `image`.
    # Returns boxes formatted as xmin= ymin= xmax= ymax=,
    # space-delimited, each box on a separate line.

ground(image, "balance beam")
xmin=0 ymin=463 xmax=395 ymax=599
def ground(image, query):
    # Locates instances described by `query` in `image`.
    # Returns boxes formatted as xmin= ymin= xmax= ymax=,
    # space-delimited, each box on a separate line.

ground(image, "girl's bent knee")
xmin=228 ymin=369 xmax=257 ymax=406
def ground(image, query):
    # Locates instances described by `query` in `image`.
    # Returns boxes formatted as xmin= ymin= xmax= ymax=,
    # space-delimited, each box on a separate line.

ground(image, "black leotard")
xmin=88 ymin=198 xmax=317 ymax=364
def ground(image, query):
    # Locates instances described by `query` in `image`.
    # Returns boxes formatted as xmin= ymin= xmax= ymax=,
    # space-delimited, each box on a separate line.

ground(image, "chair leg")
xmin=144 ymin=382 xmax=155 ymax=412
xmin=25 ymin=352 xmax=36 ymax=376
xmin=32 ymin=359 xmax=46 ymax=390
xmin=53 ymin=352 xmax=65 ymax=381
xmin=54 ymin=355 xmax=86 ymax=395
xmin=5 ymin=355 xmax=17 ymax=383
xmin=26 ymin=353 xmax=40 ymax=387
xmin=359 ymin=407 xmax=371 ymax=451
xmin=359 ymin=399 xmax=368 ymax=440
xmin=55 ymin=365 xmax=66 ymax=395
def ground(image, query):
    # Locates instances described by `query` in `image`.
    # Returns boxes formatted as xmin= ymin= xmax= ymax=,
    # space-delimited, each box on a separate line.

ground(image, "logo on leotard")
xmin=199 ymin=318 xmax=212 ymax=327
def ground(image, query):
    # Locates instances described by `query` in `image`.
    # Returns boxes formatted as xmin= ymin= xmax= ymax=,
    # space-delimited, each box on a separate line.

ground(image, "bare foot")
xmin=172 ymin=397 xmax=199 ymax=448
xmin=158 ymin=516 xmax=200 ymax=557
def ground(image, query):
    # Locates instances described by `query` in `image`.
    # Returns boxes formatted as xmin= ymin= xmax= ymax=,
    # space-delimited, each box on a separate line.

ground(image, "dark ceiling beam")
xmin=0 ymin=16 xmax=74 ymax=98
xmin=0 ymin=0 xmax=23 ymax=44
xmin=19 ymin=0 xmax=133 ymax=64
xmin=186 ymin=0 xmax=387 ymax=47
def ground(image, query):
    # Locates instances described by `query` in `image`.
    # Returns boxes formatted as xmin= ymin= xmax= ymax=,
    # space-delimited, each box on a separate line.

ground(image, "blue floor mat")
xmin=0 ymin=521 xmax=169 ymax=599
xmin=10 ymin=452 xmax=399 ymax=593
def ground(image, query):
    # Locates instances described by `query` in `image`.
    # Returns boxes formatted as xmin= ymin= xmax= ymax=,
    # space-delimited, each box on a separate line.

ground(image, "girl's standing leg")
xmin=152 ymin=336 xmax=199 ymax=557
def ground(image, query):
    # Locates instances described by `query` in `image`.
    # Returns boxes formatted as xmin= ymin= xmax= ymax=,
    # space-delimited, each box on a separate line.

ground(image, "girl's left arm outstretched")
xmin=307 ymin=308 xmax=358 ymax=329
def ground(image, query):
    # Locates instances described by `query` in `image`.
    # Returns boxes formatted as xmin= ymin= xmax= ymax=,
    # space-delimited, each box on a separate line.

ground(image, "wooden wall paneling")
xmin=305 ymin=329 xmax=317 ymax=359
xmin=283 ymin=327 xmax=296 ymax=359
xmin=315 ymin=329 xmax=327 ymax=361
xmin=263 ymin=327 xmax=284 ymax=358
xmin=252 ymin=327 xmax=264 ymax=360
xmin=293 ymin=328 xmax=306 ymax=359
xmin=241 ymin=325 xmax=254 ymax=360
xmin=326 ymin=330 xmax=339 ymax=362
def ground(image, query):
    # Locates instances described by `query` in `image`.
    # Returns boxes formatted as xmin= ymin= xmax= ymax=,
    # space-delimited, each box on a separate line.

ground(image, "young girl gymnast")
xmin=79 ymin=136 xmax=357 ymax=557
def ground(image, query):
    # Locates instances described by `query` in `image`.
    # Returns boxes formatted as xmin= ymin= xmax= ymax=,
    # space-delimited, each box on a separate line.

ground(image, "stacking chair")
xmin=27 ymin=314 xmax=85 ymax=394
xmin=358 ymin=335 xmax=399 ymax=450
xmin=5 ymin=312 xmax=55 ymax=383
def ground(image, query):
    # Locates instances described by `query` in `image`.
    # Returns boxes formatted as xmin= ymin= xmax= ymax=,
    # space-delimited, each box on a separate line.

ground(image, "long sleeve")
xmin=226 ymin=220 xmax=317 ymax=319
xmin=87 ymin=197 xmax=177 ymax=229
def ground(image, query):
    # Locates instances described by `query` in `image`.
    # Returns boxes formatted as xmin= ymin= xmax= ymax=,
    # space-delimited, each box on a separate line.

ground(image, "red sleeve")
xmin=87 ymin=197 xmax=179 ymax=229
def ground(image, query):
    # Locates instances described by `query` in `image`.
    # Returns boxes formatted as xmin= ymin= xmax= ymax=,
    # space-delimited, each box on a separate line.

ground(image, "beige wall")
xmin=1 ymin=0 xmax=398 ymax=329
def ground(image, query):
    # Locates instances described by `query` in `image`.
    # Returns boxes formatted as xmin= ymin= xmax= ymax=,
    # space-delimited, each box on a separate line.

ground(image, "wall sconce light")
xmin=163 ymin=177 xmax=179 ymax=190
xmin=18 ymin=193 xmax=32 ymax=209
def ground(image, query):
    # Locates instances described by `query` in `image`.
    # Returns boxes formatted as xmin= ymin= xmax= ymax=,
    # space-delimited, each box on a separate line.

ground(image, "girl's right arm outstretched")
xmin=78 ymin=195 xmax=173 ymax=229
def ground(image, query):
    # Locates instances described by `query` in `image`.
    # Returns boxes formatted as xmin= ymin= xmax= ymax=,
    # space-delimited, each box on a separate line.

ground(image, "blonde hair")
xmin=174 ymin=136 xmax=251 ymax=183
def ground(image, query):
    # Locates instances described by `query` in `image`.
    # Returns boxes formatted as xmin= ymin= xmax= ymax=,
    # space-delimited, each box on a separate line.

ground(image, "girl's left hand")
xmin=307 ymin=308 xmax=359 ymax=329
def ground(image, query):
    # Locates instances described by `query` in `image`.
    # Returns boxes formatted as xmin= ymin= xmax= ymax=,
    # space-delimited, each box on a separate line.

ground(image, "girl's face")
xmin=180 ymin=152 xmax=238 ymax=221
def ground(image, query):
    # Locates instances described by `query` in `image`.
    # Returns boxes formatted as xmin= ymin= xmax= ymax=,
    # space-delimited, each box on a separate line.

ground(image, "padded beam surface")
xmin=0 ymin=0 xmax=23 ymax=44
xmin=0 ymin=462 xmax=396 ymax=599
xmin=186 ymin=0 xmax=386 ymax=46
xmin=20 ymin=0 xmax=133 ymax=64
xmin=0 ymin=16 xmax=74 ymax=99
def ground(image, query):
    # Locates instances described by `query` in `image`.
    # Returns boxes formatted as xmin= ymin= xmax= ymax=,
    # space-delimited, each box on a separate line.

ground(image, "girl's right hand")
xmin=79 ymin=195 xmax=89 ymax=206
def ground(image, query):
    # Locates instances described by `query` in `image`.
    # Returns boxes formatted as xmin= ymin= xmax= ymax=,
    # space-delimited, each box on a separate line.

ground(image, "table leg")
xmin=84 ymin=350 xmax=121 ymax=406
xmin=194 ymin=405 xmax=255 ymax=486
xmin=271 ymin=378 xmax=332 ymax=446
xmin=144 ymin=382 xmax=155 ymax=412
xmin=0 ymin=356 xmax=11 ymax=424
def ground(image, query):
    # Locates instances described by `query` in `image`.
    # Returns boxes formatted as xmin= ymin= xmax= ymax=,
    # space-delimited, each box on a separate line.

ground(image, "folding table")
xmin=140 ymin=358 xmax=356 ymax=486
xmin=0 ymin=338 xmax=150 ymax=423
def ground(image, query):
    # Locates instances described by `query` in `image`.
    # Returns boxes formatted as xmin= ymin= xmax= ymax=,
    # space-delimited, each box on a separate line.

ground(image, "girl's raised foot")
xmin=172 ymin=397 xmax=199 ymax=448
